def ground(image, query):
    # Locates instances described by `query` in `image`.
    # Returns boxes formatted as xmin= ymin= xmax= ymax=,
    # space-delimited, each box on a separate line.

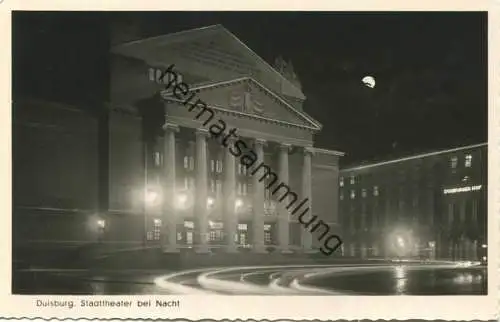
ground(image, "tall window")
xmin=210 ymin=160 xmax=216 ymax=173
xmin=216 ymin=180 xmax=222 ymax=196
xmin=373 ymin=186 xmax=379 ymax=196
xmin=465 ymin=154 xmax=472 ymax=167
xmin=350 ymin=190 xmax=356 ymax=199
xmin=154 ymin=152 xmax=161 ymax=167
xmin=339 ymin=177 xmax=344 ymax=187
xmin=350 ymin=175 xmax=355 ymax=185
xmin=361 ymin=188 xmax=367 ymax=198
xmin=450 ymin=156 xmax=458 ymax=169
xmin=340 ymin=191 xmax=344 ymax=201
xmin=183 ymin=156 xmax=189 ymax=169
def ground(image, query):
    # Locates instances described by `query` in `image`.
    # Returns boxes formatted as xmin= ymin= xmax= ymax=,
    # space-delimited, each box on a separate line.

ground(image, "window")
xmin=153 ymin=219 xmax=161 ymax=241
xmin=465 ymin=154 xmax=472 ymax=167
xmin=340 ymin=191 xmax=344 ymax=201
xmin=189 ymin=157 xmax=195 ymax=170
xmin=154 ymin=152 xmax=161 ymax=167
xmin=350 ymin=176 xmax=355 ymax=185
xmin=216 ymin=160 xmax=223 ymax=173
xmin=210 ymin=160 xmax=216 ymax=173
xmin=339 ymin=177 xmax=344 ymax=187
xmin=361 ymin=189 xmax=367 ymax=198
xmin=216 ymin=180 xmax=222 ymax=195
xmin=373 ymin=186 xmax=379 ymax=196
xmin=238 ymin=223 xmax=248 ymax=230
xmin=210 ymin=180 xmax=216 ymax=193
xmin=450 ymin=156 xmax=458 ymax=169
xmin=350 ymin=190 xmax=356 ymax=199
xmin=183 ymin=156 xmax=189 ymax=169
xmin=148 ymin=68 xmax=156 ymax=82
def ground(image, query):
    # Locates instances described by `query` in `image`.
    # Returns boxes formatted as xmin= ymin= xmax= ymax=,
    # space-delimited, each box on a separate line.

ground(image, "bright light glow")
xmin=97 ymin=219 xmax=106 ymax=229
xmin=207 ymin=197 xmax=215 ymax=207
xmin=362 ymin=75 xmax=376 ymax=88
xmin=146 ymin=190 xmax=159 ymax=204
xmin=397 ymin=236 xmax=405 ymax=248
xmin=235 ymin=199 xmax=243 ymax=208
xmin=443 ymin=185 xmax=482 ymax=194
xmin=176 ymin=193 xmax=188 ymax=209
xmin=482 ymin=244 xmax=487 ymax=248
xmin=154 ymin=219 xmax=162 ymax=225
xmin=482 ymin=256 xmax=487 ymax=261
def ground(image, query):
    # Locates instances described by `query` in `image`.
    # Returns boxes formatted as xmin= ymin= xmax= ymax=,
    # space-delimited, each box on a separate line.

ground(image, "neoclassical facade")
xmin=106 ymin=25 xmax=343 ymax=253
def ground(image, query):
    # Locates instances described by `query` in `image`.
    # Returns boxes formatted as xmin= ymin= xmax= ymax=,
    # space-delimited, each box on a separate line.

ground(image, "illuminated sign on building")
xmin=443 ymin=185 xmax=482 ymax=195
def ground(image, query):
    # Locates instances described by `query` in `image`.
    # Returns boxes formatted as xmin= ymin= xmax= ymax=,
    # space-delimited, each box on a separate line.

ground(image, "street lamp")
xmin=207 ymin=197 xmax=215 ymax=208
xmin=146 ymin=189 xmax=159 ymax=204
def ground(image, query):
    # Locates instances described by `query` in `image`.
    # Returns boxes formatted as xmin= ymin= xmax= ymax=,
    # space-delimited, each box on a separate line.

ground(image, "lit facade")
xmin=339 ymin=143 xmax=487 ymax=261
xmin=13 ymin=25 xmax=343 ymax=256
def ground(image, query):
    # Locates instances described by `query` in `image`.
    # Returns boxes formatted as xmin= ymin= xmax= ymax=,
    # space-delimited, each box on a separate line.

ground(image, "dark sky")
xmin=13 ymin=11 xmax=487 ymax=166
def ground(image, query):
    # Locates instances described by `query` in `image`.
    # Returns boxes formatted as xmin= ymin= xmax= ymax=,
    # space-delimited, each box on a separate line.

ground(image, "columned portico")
xmin=252 ymin=139 xmax=266 ymax=253
xmin=223 ymin=137 xmax=238 ymax=252
xmin=277 ymin=143 xmax=291 ymax=252
xmin=301 ymin=147 xmax=313 ymax=251
xmin=108 ymin=25 xmax=343 ymax=254
xmin=162 ymin=123 xmax=180 ymax=252
xmin=195 ymin=129 xmax=210 ymax=253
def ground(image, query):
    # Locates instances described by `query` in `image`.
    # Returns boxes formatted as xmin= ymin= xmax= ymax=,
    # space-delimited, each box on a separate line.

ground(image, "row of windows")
xmin=340 ymin=154 xmax=475 ymax=188
xmin=148 ymin=67 xmax=184 ymax=85
xmin=451 ymin=154 xmax=473 ymax=169
xmin=340 ymin=186 xmax=379 ymax=200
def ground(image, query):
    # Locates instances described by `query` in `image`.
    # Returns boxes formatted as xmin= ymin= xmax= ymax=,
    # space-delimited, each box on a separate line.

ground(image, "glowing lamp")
xmin=235 ymin=199 xmax=243 ymax=208
xmin=146 ymin=190 xmax=159 ymax=204
xmin=362 ymin=75 xmax=376 ymax=88
xmin=207 ymin=197 xmax=215 ymax=207
xmin=97 ymin=219 xmax=106 ymax=229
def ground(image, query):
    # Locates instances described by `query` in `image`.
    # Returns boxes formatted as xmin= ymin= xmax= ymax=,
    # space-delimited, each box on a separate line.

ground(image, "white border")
xmin=1 ymin=1 xmax=498 ymax=320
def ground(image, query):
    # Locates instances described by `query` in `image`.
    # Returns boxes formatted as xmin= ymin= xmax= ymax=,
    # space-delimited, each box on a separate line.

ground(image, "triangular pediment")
xmin=161 ymin=77 xmax=321 ymax=131
xmin=111 ymin=25 xmax=306 ymax=101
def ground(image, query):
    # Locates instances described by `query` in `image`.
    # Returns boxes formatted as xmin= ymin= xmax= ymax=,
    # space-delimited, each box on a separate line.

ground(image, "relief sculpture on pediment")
xmin=228 ymin=84 xmax=264 ymax=115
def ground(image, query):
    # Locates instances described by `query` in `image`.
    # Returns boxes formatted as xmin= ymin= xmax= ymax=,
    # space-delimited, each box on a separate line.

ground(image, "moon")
xmin=362 ymin=75 xmax=376 ymax=88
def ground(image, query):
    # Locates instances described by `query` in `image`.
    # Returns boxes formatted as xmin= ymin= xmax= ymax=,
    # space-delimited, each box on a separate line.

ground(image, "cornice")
xmin=164 ymin=96 xmax=319 ymax=132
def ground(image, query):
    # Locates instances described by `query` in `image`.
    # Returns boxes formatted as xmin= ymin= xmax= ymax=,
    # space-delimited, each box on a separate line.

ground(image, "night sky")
xmin=13 ymin=11 xmax=487 ymax=166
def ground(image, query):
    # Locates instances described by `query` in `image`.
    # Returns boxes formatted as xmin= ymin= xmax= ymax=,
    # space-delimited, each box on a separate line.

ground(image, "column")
xmin=223 ymin=138 xmax=238 ymax=253
xmin=194 ymin=129 xmax=210 ymax=253
xmin=301 ymin=147 xmax=313 ymax=251
xmin=252 ymin=139 xmax=266 ymax=253
xmin=277 ymin=143 xmax=291 ymax=252
xmin=162 ymin=123 xmax=179 ymax=252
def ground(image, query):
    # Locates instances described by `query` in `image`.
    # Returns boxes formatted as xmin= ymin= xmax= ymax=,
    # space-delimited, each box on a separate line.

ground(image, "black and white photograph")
xmin=12 ymin=10 xmax=490 ymax=299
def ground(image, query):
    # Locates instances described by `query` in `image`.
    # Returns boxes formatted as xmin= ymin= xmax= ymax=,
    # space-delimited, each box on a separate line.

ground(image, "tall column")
xmin=162 ymin=123 xmax=179 ymax=252
xmin=223 ymin=138 xmax=238 ymax=253
xmin=194 ymin=129 xmax=210 ymax=253
xmin=277 ymin=143 xmax=291 ymax=252
xmin=301 ymin=147 xmax=313 ymax=251
xmin=252 ymin=139 xmax=266 ymax=253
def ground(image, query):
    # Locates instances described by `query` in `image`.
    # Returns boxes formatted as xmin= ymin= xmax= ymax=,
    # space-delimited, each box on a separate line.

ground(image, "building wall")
xmin=13 ymin=100 xmax=100 ymax=249
xmin=339 ymin=144 xmax=487 ymax=260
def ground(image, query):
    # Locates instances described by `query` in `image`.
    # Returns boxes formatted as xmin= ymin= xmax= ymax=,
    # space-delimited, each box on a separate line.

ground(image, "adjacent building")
xmin=339 ymin=143 xmax=487 ymax=261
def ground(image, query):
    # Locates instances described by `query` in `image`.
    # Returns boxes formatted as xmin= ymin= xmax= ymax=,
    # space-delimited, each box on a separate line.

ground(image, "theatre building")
xmin=13 ymin=25 xmax=343 ymax=257
xmin=338 ymin=143 xmax=487 ymax=261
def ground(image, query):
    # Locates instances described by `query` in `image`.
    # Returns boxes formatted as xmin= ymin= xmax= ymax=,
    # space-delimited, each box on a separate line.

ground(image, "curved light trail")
xmin=152 ymin=261 xmax=472 ymax=295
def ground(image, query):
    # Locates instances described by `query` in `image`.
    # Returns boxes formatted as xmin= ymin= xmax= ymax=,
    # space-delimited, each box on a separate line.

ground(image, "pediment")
xmin=162 ymin=77 xmax=321 ymax=131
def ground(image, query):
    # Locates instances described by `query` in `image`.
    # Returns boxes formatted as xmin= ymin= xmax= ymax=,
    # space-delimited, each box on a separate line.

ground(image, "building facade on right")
xmin=339 ymin=143 xmax=487 ymax=261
